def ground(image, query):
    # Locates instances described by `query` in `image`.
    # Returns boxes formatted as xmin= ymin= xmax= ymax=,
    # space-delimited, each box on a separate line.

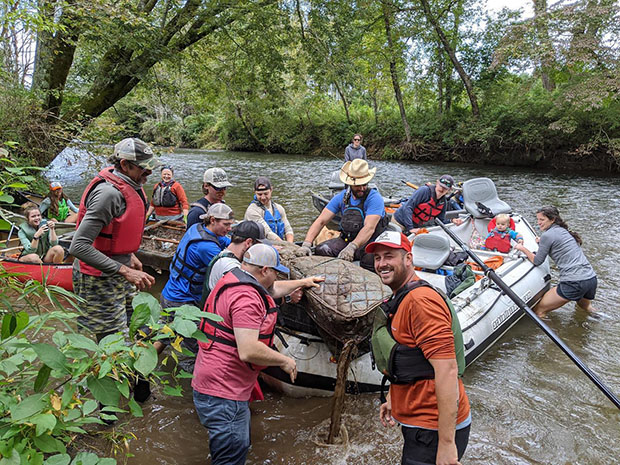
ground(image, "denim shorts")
xmin=557 ymin=276 xmax=597 ymax=301
xmin=193 ymin=391 xmax=250 ymax=465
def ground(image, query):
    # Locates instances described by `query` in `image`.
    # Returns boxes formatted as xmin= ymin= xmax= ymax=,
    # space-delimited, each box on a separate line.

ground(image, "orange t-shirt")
xmin=389 ymin=284 xmax=470 ymax=429
xmin=150 ymin=181 xmax=189 ymax=217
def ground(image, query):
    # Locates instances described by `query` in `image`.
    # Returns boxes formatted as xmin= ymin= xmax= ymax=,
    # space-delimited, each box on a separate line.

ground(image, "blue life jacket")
xmin=169 ymin=224 xmax=223 ymax=298
xmin=252 ymin=196 xmax=285 ymax=239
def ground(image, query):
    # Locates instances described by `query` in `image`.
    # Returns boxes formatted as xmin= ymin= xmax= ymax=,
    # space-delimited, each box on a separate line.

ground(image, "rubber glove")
xmin=299 ymin=241 xmax=313 ymax=256
xmin=337 ymin=242 xmax=358 ymax=261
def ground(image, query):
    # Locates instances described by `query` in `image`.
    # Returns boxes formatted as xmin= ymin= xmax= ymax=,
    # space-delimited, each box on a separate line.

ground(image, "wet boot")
xmin=134 ymin=376 xmax=151 ymax=403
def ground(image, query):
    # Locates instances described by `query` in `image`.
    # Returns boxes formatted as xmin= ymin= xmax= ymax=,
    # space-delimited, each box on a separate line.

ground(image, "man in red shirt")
xmin=192 ymin=244 xmax=323 ymax=465
xmin=366 ymin=231 xmax=471 ymax=465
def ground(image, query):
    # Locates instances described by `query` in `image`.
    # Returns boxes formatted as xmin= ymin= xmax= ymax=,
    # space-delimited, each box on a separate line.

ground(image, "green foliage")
xmin=0 ymin=263 xmax=209 ymax=462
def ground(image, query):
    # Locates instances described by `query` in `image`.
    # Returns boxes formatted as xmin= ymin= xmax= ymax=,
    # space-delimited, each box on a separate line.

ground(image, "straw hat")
xmin=339 ymin=159 xmax=376 ymax=186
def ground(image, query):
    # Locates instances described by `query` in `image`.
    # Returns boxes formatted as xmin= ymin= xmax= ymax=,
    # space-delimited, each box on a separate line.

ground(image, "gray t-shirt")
xmin=533 ymin=224 xmax=596 ymax=282
xmin=70 ymin=170 xmax=145 ymax=276
xmin=208 ymin=254 xmax=241 ymax=292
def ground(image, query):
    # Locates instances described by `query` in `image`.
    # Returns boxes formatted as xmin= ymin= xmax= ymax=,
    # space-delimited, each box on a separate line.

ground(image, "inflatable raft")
xmin=261 ymin=178 xmax=551 ymax=397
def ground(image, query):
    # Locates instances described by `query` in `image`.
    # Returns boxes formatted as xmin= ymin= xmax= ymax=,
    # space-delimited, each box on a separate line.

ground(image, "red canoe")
xmin=0 ymin=257 xmax=73 ymax=291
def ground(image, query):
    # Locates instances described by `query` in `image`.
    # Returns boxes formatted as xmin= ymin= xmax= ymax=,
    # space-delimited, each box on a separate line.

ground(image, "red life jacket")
xmin=484 ymin=229 xmax=512 ymax=253
xmin=198 ymin=267 xmax=278 ymax=371
xmin=76 ymin=167 xmax=147 ymax=276
xmin=411 ymin=186 xmax=447 ymax=226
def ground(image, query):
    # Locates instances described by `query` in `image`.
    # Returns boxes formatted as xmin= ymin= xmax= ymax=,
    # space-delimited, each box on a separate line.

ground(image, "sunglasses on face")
xmin=353 ymin=138 xmax=361 ymax=141
xmin=439 ymin=178 xmax=453 ymax=188
xmin=210 ymin=184 xmax=227 ymax=191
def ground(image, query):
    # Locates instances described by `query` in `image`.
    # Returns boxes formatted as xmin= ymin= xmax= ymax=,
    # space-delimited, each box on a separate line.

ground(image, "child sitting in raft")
xmin=483 ymin=213 xmax=523 ymax=253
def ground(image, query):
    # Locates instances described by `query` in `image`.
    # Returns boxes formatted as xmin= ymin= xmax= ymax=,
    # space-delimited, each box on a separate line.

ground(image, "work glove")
xmin=337 ymin=242 xmax=358 ymax=261
xmin=299 ymin=241 xmax=313 ymax=256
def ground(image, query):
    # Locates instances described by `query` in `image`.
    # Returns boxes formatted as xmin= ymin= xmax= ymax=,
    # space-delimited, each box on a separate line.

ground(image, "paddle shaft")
xmin=401 ymin=180 xmax=419 ymax=190
xmin=434 ymin=218 xmax=620 ymax=410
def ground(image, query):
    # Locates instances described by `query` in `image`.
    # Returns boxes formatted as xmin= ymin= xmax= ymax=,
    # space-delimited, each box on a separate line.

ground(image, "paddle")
xmin=401 ymin=180 xmax=419 ymax=190
xmin=434 ymin=218 xmax=620 ymax=410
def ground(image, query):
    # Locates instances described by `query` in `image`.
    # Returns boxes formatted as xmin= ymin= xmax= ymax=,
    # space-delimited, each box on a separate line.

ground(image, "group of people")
xmin=12 ymin=134 xmax=598 ymax=465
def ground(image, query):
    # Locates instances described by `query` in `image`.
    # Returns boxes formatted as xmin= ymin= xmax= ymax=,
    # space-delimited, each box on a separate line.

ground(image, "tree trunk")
xmin=533 ymin=0 xmax=556 ymax=91
xmin=32 ymin=0 xmax=80 ymax=118
xmin=333 ymin=80 xmax=352 ymax=125
xmin=382 ymin=1 xmax=412 ymax=142
xmin=235 ymin=103 xmax=269 ymax=153
xmin=436 ymin=43 xmax=444 ymax=115
xmin=419 ymin=0 xmax=480 ymax=118
xmin=371 ymin=88 xmax=379 ymax=125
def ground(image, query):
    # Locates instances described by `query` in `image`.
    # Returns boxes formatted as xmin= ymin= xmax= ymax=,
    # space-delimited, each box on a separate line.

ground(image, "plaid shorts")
xmin=73 ymin=268 xmax=137 ymax=336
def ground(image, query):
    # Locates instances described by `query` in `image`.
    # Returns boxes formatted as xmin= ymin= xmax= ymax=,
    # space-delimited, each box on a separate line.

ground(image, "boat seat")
xmin=462 ymin=178 xmax=511 ymax=219
xmin=413 ymin=234 xmax=451 ymax=271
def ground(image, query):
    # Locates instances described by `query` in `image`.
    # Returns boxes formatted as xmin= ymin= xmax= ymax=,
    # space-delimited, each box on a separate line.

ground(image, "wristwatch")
xmin=284 ymin=295 xmax=292 ymax=304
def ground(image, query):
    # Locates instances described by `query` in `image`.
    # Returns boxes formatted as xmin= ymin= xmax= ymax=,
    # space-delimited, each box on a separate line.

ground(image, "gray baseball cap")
xmin=111 ymin=138 xmax=159 ymax=170
xmin=199 ymin=203 xmax=234 ymax=221
xmin=203 ymin=168 xmax=232 ymax=188
xmin=243 ymin=244 xmax=289 ymax=274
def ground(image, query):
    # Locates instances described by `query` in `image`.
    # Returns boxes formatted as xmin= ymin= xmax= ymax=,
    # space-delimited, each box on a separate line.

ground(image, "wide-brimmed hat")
xmin=111 ymin=138 xmax=159 ymax=170
xmin=339 ymin=159 xmax=376 ymax=186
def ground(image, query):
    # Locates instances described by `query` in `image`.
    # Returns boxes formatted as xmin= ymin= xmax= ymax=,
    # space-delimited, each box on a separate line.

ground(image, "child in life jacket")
xmin=483 ymin=213 xmax=524 ymax=253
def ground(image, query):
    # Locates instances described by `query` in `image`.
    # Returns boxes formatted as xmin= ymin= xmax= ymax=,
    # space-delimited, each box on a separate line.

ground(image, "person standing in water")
xmin=344 ymin=133 xmax=367 ymax=161
xmin=515 ymin=206 xmax=597 ymax=317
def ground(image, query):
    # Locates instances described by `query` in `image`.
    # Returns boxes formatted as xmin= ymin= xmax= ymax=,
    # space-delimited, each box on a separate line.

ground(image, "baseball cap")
xmin=199 ymin=203 xmax=234 ymax=220
xmin=254 ymin=176 xmax=272 ymax=191
xmin=50 ymin=182 xmax=63 ymax=190
xmin=365 ymin=231 xmax=412 ymax=254
xmin=232 ymin=221 xmax=266 ymax=242
xmin=203 ymin=168 xmax=232 ymax=188
xmin=243 ymin=244 xmax=290 ymax=274
xmin=438 ymin=175 xmax=455 ymax=189
xmin=111 ymin=138 xmax=159 ymax=170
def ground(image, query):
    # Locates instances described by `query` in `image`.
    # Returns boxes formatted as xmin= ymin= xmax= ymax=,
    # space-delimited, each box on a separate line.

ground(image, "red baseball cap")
xmin=365 ymin=231 xmax=412 ymax=254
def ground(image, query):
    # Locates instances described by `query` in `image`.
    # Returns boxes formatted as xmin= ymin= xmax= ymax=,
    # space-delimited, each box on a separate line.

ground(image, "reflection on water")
xmin=47 ymin=148 xmax=620 ymax=464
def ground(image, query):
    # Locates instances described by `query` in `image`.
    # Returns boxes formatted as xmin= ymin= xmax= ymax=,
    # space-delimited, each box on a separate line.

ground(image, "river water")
xmin=48 ymin=149 xmax=620 ymax=464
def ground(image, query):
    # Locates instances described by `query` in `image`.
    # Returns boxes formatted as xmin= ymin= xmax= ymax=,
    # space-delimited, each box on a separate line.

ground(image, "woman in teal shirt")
xmin=18 ymin=204 xmax=65 ymax=264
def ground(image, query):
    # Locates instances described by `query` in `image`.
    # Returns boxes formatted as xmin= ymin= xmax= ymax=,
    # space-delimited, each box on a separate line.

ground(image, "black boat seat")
xmin=412 ymin=234 xmax=451 ymax=270
xmin=462 ymin=177 xmax=511 ymax=219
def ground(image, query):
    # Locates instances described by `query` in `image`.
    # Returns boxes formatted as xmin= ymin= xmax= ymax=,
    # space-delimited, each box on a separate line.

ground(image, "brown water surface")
xmin=48 ymin=149 xmax=620 ymax=464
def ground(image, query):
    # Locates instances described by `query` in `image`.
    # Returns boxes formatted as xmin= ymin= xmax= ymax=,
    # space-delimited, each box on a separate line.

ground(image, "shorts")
xmin=73 ymin=268 xmax=137 ymax=336
xmin=557 ymin=276 xmax=597 ymax=301
xmin=401 ymin=424 xmax=470 ymax=465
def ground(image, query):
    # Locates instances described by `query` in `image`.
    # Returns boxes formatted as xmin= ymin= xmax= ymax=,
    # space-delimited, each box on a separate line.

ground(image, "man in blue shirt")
xmin=393 ymin=175 xmax=464 ymax=235
xmin=157 ymin=203 xmax=233 ymax=366
xmin=300 ymin=159 xmax=389 ymax=271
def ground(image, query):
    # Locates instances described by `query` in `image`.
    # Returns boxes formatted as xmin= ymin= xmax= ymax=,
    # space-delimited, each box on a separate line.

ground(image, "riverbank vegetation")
xmin=1 ymin=0 xmax=619 ymax=170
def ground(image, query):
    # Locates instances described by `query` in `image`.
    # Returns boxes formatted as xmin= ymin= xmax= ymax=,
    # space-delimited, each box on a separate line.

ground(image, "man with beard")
xmin=299 ymin=159 xmax=389 ymax=271
xmin=367 ymin=231 xmax=470 ymax=465
xmin=70 ymin=137 xmax=157 ymax=345
xmin=186 ymin=167 xmax=232 ymax=229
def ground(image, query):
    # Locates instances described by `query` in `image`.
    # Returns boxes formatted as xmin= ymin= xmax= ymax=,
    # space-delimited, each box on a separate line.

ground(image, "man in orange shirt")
xmin=366 ymin=231 xmax=471 ymax=465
